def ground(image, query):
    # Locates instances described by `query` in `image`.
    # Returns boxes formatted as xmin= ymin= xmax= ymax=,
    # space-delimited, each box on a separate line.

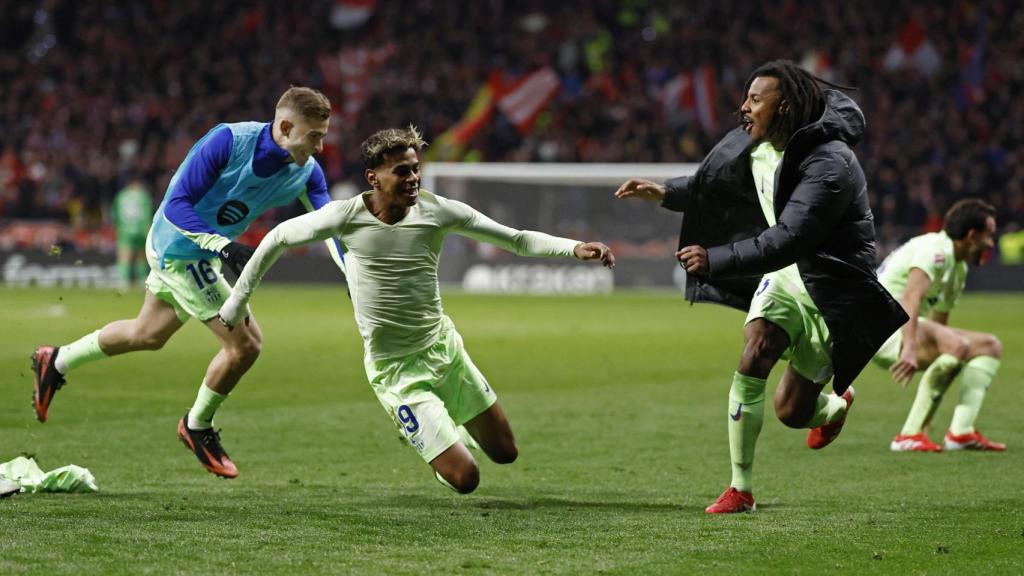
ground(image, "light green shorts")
xmin=145 ymin=256 xmax=232 ymax=323
xmin=871 ymin=324 xmax=904 ymax=370
xmin=364 ymin=316 xmax=497 ymax=463
xmin=745 ymin=275 xmax=834 ymax=384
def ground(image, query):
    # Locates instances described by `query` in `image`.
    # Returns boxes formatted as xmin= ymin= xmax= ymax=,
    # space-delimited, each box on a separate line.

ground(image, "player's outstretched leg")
xmin=32 ymin=291 xmax=183 ymax=422
xmin=177 ymin=411 xmax=238 ymax=478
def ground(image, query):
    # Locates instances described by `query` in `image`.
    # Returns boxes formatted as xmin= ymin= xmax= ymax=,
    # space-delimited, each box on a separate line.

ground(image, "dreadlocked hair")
xmin=740 ymin=59 xmax=853 ymax=142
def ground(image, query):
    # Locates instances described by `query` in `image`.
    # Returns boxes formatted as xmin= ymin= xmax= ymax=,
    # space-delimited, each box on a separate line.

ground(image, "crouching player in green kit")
xmin=874 ymin=199 xmax=1005 ymax=452
xmin=219 ymin=126 xmax=616 ymax=493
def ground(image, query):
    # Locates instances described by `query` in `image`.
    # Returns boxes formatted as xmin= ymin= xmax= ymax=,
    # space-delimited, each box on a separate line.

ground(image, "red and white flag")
xmin=883 ymin=18 xmax=941 ymax=77
xmin=496 ymin=67 xmax=561 ymax=134
xmin=662 ymin=66 xmax=718 ymax=136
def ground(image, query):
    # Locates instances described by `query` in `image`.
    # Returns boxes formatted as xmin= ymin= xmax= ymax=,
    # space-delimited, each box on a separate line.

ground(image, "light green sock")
xmin=187 ymin=382 xmax=227 ymax=430
xmin=949 ymin=356 xmax=1000 ymax=435
xmin=805 ymin=391 xmax=848 ymax=429
xmin=728 ymin=372 xmax=766 ymax=493
xmin=55 ymin=330 xmax=108 ymax=374
xmin=900 ymin=353 xmax=960 ymax=435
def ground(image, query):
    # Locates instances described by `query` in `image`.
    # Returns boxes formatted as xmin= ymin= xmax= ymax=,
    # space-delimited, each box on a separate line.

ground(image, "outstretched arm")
xmin=614 ymin=178 xmax=665 ymax=203
xmin=614 ymin=176 xmax=695 ymax=214
xmin=218 ymin=200 xmax=352 ymax=326
xmin=297 ymin=162 xmax=347 ymax=273
xmin=449 ymin=198 xmax=614 ymax=267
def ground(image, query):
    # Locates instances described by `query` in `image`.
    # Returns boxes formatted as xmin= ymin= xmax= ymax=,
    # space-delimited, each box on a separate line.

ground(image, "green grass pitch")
xmin=1 ymin=286 xmax=1022 ymax=574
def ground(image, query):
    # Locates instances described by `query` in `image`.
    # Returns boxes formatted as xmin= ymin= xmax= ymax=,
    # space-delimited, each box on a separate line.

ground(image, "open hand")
xmin=890 ymin=348 xmax=919 ymax=386
xmin=614 ymin=179 xmax=666 ymax=202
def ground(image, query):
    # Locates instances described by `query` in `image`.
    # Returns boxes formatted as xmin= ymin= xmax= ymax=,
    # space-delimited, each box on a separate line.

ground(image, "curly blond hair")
xmin=360 ymin=125 xmax=428 ymax=169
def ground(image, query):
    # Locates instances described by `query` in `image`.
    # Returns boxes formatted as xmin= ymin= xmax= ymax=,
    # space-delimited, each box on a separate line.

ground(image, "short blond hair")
xmin=276 ymin=86 xmax=331 ymax=121
xmin=361 ymin=125 xmax=428 ymax=169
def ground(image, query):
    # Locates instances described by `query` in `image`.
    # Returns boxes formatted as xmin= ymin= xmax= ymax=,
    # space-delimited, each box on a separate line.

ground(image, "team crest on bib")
xmin=217 ymin=200 xmax=250 ymax=225
xmin=933 ymin=252 xmax=946 ymax=265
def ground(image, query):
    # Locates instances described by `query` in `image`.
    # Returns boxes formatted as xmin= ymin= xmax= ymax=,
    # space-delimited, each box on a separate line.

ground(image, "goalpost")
xmin=422 ymin=162 xmax=699 ymax=294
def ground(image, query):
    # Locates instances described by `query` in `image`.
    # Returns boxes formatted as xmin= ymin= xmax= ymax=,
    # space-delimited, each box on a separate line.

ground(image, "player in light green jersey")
xmin=219 ymin=126 xmax=615 ymax=493
xmin=873 ymin=199 xmax=1005 ymax=452
xmin=112 ymin=175 xmax=153 ymax=287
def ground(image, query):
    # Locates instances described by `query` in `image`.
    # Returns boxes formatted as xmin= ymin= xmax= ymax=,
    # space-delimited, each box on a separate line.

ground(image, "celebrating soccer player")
xmin=218 ymin=126 xmax=615 ymax=493
xmin=31 ymin=87 xmax=342 ymax=478
xmin=615 ymin=60 xmax=907 ymax=513
xmin=874 ymin=199 xmax=1005 ymax=452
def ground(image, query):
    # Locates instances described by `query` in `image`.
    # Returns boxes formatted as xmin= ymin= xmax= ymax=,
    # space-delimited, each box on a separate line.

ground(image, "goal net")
xmin=422 ymin=162 xmax=699 ymax=294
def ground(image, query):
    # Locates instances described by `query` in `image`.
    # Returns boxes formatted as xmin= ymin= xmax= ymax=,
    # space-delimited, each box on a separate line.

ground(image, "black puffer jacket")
xmin=661 ymin=89 xmax=907 ymax=393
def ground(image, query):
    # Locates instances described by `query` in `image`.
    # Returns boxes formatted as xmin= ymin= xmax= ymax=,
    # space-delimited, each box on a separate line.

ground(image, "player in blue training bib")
xmin=31 ymin=87 xmax=344 ymax=479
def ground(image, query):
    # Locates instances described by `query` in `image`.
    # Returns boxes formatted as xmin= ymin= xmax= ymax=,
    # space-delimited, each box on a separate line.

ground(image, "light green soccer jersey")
xmin=224 ymin=189 xmax=580 ymax=359
xmin=749 ymin=142 xmax=816 ymax=309
xmin=878 ymin=231 xmax=967 ymax=315
xmin=112 ymin=184 xmax=153 ymax=238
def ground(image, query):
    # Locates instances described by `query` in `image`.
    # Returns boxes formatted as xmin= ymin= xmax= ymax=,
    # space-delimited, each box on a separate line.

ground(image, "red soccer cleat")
xmin=944 ymin=430 xmax=1006 ymax=452
xmin=807 ymin=386 xmax=855 ymax=450
xmin=705 ymin=487 xmax=756 ymax=514
xmin=890 ymin=433 xmax=943 ymax=452
xmin=32 ymin=346 xmax=66 ymax=423
xmin=177 ymin=413 xmax=239 ymax=478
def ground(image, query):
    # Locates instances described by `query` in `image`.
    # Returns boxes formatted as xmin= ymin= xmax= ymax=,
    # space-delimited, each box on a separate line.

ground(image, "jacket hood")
xmin=789 ymin=89 xmax=865 ymax=150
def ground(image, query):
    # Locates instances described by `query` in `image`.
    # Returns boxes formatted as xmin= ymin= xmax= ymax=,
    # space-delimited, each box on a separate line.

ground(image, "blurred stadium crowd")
xmin=1 ymin=0 xmax=1021 ymax=256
